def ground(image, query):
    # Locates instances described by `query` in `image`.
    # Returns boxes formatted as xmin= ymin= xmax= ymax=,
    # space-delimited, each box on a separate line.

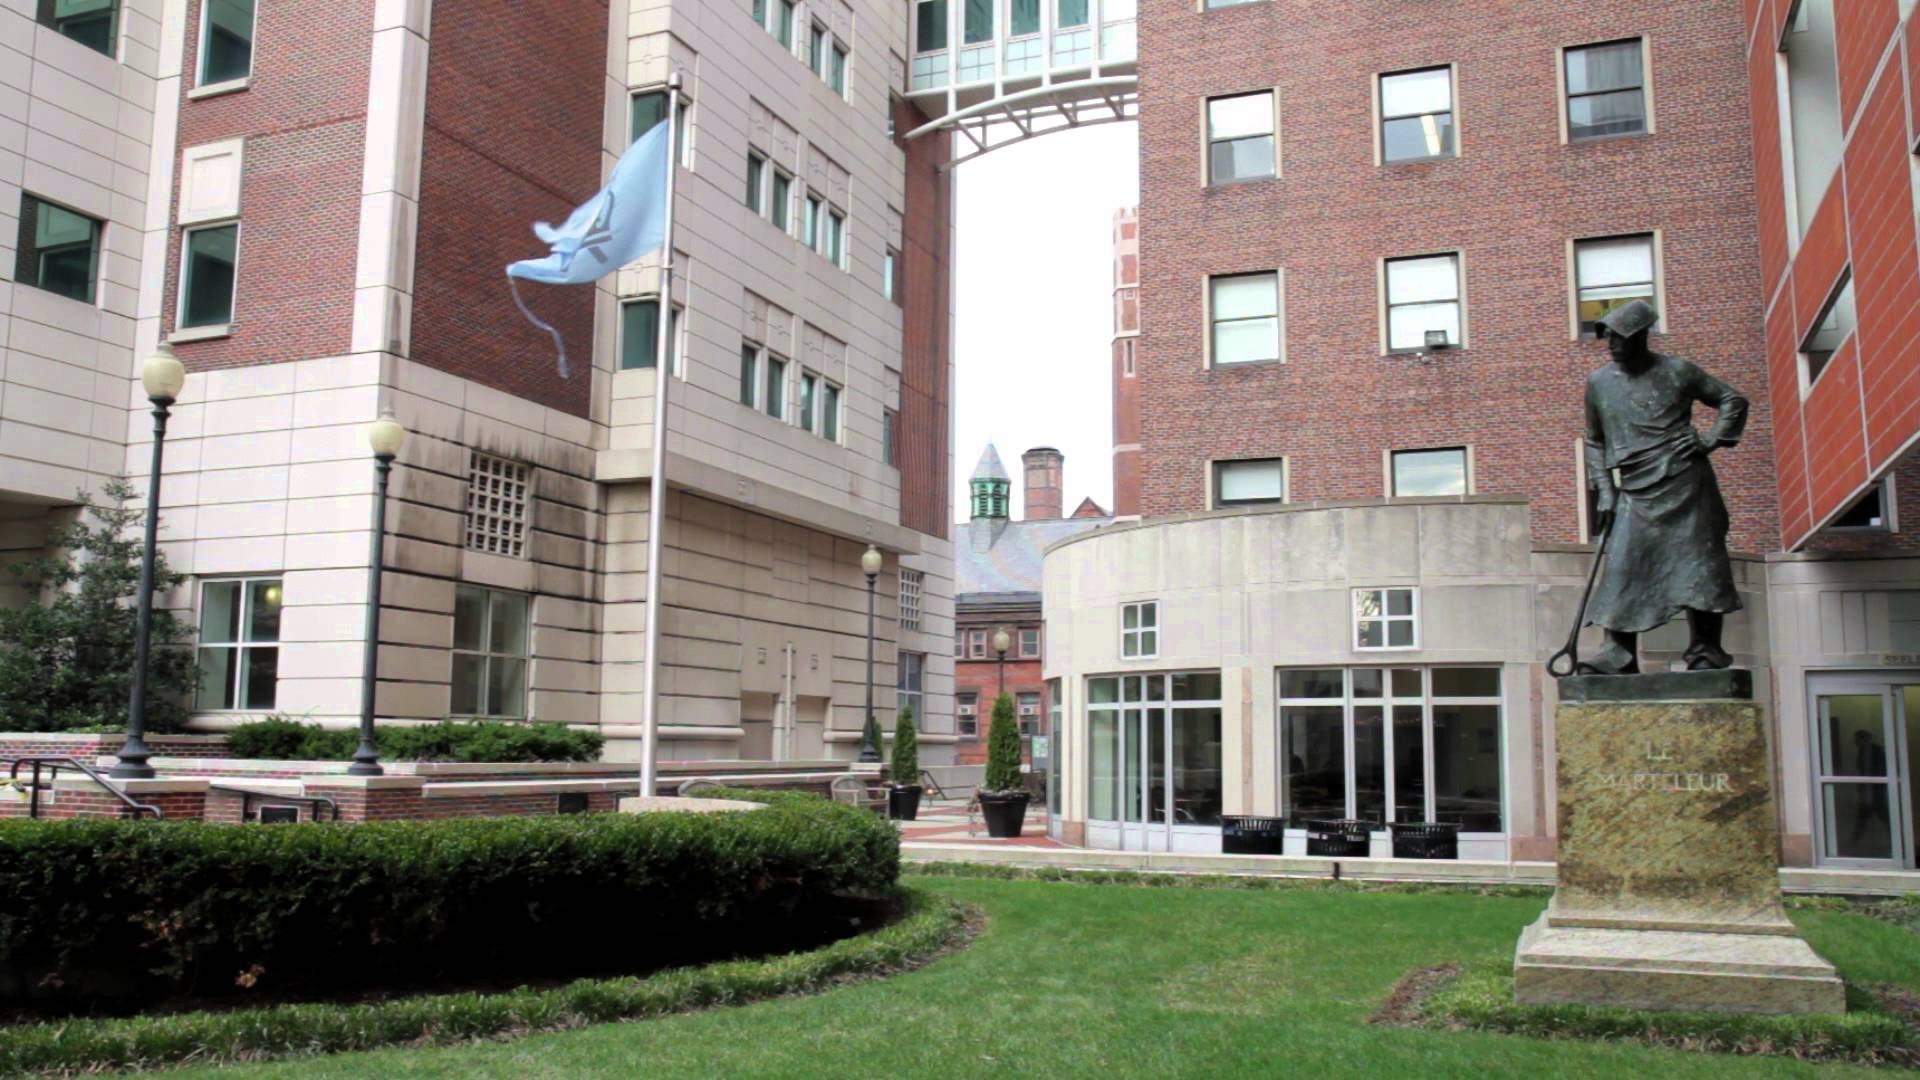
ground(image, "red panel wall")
xmin=408 ymin=1 xmax=608 ymax=418
xmin=897 ymin=98 xmax=953 ymax=540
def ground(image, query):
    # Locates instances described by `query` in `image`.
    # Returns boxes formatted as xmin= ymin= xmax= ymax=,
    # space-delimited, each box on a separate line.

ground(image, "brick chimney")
xmin=1022 ymin=447 xmax=1063 ymax=521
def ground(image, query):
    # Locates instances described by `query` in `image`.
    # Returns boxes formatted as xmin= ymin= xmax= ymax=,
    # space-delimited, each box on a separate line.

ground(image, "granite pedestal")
xmin=1513 ymin=670 xmax=1844 ymax=1015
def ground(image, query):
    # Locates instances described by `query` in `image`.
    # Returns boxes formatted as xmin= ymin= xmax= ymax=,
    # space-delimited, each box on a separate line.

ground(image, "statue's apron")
xmin=1587 ymin=442 xmax=1742 ymax=633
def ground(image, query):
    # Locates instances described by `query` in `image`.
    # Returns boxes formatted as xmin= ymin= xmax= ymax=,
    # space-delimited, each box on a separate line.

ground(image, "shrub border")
xmin=1379 ymin=960 xmax=1919 ymax=1067
xmin=907 ymin=861 xmax=1553 ymax=897
xmin=0 ymin=886 xmax=973 ymax=1077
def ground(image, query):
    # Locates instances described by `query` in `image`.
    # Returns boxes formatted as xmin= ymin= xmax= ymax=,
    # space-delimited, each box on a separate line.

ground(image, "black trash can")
xmin=1389 ymin=821 xmax=1460 ymax=860
xmin=1220 ymin=815 xmax=1285 ymax=855
xmin=1305 ymin=818 xmax=1373 ymax=857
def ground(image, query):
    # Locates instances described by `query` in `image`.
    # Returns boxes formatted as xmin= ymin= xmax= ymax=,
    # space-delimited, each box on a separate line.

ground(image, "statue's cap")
xmin=1597 ymin=299 xmax=1658 ymax=339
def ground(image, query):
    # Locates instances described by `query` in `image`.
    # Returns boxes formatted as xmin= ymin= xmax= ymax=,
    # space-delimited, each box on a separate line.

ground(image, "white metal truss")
xmin=904 ymin=76 xmax=1138 ymax=169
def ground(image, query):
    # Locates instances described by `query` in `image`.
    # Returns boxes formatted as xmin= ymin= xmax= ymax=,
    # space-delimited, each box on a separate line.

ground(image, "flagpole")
xmin=640 ymin=70 xmax=681 ymax=799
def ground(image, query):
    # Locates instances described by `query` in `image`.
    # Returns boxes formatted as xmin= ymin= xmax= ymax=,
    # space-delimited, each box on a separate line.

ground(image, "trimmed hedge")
xmin=0 ymin=886 xmax=968 ymax=1077
xmin=224 ymin=717 xmax=603 ymax=762
xmin=0 ymin=793 xmax=896 ymax=1007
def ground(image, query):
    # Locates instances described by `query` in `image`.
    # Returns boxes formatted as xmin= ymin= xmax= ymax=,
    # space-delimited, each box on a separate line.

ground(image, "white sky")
xmin=950 ymin=122 xmax=1137 ymax=522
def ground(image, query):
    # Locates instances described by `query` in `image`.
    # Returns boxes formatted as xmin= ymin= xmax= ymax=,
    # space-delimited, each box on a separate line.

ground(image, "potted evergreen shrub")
xmin=887 ymin=705 xmax=922 ymax=820
xmin=977 ymin=692 xmax=1029 ymax=838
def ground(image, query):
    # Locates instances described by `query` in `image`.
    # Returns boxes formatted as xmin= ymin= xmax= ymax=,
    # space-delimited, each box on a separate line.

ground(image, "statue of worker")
xmin=1580 ymin=299 xmax=1748 ymax=675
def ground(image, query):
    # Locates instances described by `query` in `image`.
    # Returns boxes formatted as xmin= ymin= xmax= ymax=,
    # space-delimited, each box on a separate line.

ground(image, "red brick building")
xmin=1112 ymin=208 xmax=1141 ymax=517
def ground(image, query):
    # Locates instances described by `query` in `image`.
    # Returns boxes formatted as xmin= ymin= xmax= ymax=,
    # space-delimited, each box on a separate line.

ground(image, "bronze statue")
xmin=1577 ymin=300 xmax=1747 ymax=674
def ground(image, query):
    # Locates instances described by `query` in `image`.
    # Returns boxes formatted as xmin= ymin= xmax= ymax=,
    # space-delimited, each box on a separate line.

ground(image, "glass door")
xmin=1118 ymin=675 xmax=1168 ymax=851
xmin=1813 ymin=688 xmax=1903 ymax=866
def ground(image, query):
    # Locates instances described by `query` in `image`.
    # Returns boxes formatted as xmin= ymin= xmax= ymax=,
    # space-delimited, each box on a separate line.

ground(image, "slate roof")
xmin=954 ymin=514 xmax=1112 ymax=600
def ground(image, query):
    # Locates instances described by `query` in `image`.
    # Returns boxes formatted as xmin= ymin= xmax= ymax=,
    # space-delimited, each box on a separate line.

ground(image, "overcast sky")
xmin=950 ymin=122 xmax=1137 ymax=522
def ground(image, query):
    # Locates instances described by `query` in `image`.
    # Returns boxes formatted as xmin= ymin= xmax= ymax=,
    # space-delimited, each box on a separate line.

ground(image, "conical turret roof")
xmin=971 ymin=443 xmax=1010 ymax=482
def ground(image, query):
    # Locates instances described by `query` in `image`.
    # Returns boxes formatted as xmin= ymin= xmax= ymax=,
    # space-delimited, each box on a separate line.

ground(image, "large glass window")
xmin=1782 ymin=0 xmax=1843 ymax=238
xmin=1802 ymin=271 xmax=1856 ymax=387
xmin=739 ymin=344 xmax=759 ymax=407
xmin=180 ymin=224 xmax=239 ymax=328
xmin=764 ymin=355 xmax=787 ymax=419
xmin=1391 ymin=447 xmax=1468 ymax=497
xmin=745 ymin=152 xmax=766 ymax=212
xmin=1209 ymin=271 xmax=1281 ymax=366
xmin=1564 ymin=39 xmax=1645 ymax=141
xmin=897 ymin=651 xmax=925 ymax=721
xmin=620 ymin=299 xmax=677 ymax=371
xmin=825 ymin=209 xmax=846 ymax=268
xmin=1207 ymin=92 xmax=1275 ymax=183
xmin=1010 ymin=0 xmax=1040 ymax=36
xmin=771 ymin=170 xmax=793 ymax=232
xmin=1279 ymin=666 xmax=1503 ymax=831
xmin=631 ymin=91 xmax=668 ymax=142
xmin=1214 ymin=458 xmax=1285 ymax=507
xmin=1380 ymin=66 xmax=1454 ymax=163
xmin=1046 ymin=677 xmax=1062 ymax=814
xmin=963 ymin=0 xmax=992 ymax=43
xmin=38 ymin=0 xmax=116 ymax=55
xmin=15 ymin=195 xmax=100 ymax=304
xmin=915 ymin=0 xmax=946 ymax=52
xmin=1574 ymin=234 xmax=1655 ymax=337
xmin=1384 ymin=253 xmax=1460 ymax=352
xmin=1086 ymin=672 xmax=1223 ymax=829
xmin=197 ymin=578 xmax=281 ymax=710
xmin=198 ymin=0 xmax=256 ymax=85
xmin=776 ymin=0 xmax=795 ymax=47
xmin=452 ymin=586 xmax=529 ymax=719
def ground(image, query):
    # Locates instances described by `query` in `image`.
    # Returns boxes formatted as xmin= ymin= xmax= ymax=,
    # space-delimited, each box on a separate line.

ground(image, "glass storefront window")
xmin=1086 ymin=672 xmax=1222 ymax=831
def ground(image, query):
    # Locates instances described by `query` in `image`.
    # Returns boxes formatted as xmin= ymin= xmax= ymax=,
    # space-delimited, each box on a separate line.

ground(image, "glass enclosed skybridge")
xmin=903 ymin=0 xmax=1137 ymax=166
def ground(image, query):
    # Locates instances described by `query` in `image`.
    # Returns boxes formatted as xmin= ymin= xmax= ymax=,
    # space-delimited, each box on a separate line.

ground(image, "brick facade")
xmin=407 ymin=0 xmax=607 ymax=418
xmin=951 ymin=610 xmax=1044 ymax=766
xmin=1112 ymin=208 xmax=1141 ymax=517
xmin=896 ymin=98 xmax=954 ymax=539
xmin=1136 ymin=1 xmax=1778 ymax=551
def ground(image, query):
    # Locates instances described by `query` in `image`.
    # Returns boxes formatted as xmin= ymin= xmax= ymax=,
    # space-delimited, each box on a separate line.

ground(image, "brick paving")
xmin=896 ymin=797 xmax=1062 ymax=849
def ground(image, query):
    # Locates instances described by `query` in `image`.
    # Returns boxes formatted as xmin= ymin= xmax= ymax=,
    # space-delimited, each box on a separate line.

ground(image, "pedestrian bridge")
xmin=901 ymin=0 xmax=1137 ymax=165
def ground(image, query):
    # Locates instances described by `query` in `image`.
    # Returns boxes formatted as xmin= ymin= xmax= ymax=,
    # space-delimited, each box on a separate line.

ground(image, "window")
xmin=1782 ymin=0 xmax=1843 ymax=239
xmin=1802 ymin=271 xmax=1855 ymax=387
xmin=958 ymin=691 xmax=978 ymax=736
xmin=14 ymin=195 xmax=100 ymax=304
xmin=897 ymin=651 xmax=925 ymax=721
xmin=1046 ymin=677 xmax=1061 ymax=814
xmin=883 ymin=247 xmax=900 ymax=302
xmin=632 ymin=91 xmax=668 ymax=142
xmin=452 ymin=586 xmax=529 ymax=719
xmin=803 ymin=194 xmax=821 ymax=248
xmin=915 ymin=0 xmax=947 ymax=51
xmin=1279 ymin=666 xmax=1503 ymax=831
xmin=764 ymin=355 xmax=787 ymax=419
xmin=745 ymin=152 xmax=766 ymax=212
xmin=1564 ymin=39 xmax=1646 ymax=141
xmin=1204 ymin=0 xmax=1262 ymax=7
xmin=1384 ymin=253 xmax=1460 ymax=352
xmin=1121 ymin=601 xmax=1158 ymax=659
xmin=972 ymin=477 xmax=1009 ymax=518
xmin=822 ymin=382 xmax=840 ymax=441
xmin=809 ymin=22 xmax=827 ymax=76
xmin=198 ymin=0 xmax=255 ymax=85
xmin=882 ymin=408 xmax=897 ymax=466
xmin=1017 ymin=692 xmax=1041 ymax=735
xmin=799 ymin=372 xmax=816 ymax=433
xmin=37 ymin=0 xmax=115 ymax=55
xmin=1214 ymin=458 xmax=1285 ymax=507
xmin=1207 ymin=92 xmax=1276 ymax=183
xmin=180 ymin=224 xmax=239 ymax=328
xmin=771 ymin=170 xmax=792 ymax=231
xmin=1391 ymin=447 xmax=1468 ymax=497
xmin=1209 ymin=271 xmax=1281 ymax=366
xmin=196 ymin=578 xmax=281 ymax=710
xmin=963 ymin=0 xmax=992 ymax=42
xmin=968 ymin=627 xmax=987 ymax=657
xmin=1019 ymin=628 xmax=1040 ymax=657
xmin=1829 ymin=481 xmax=1891 ymax=531
xmin=1354 ymin=587 xmax=1418 ymax=650
xmin=620 ymin=298 xmax=678 ymax=371
xmin=1380 ymin=66 xmax=1454 ymax=163
xmin=1057 ymin=0 xmax=1087 ymax=28
xmin=1574 ymin=234 xmax=1655 ymax=337
xmin=1011 ymin=0 xmax=1039 ymax=35
xmin=1086 ymin=672 xmax=1224 ymax=828
xmin=954 ymin=630 xmax=966 ymax=657
xmin=899 ymin=569 xmax=923 ymax=630
xmin=825 ymin=209 xmax=846 ymax=268
xmin=739 ymin=344 xmax=759 ymax=406
xmin=1122 ymin=338 xmax=1135 ymax=376
xmin=752 ymin=0 xmax=766 ymax=26
xmin=466 ymin=452 xmax=530 ymax=558
xmin=776 ymin=0 xmax=795 ymax=47
xmin=830 ymin=42 xmax=848 ymax=95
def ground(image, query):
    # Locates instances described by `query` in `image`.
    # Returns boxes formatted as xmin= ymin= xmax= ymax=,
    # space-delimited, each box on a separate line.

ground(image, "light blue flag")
xmin=506 ymin=119 xmax=671 ymax=377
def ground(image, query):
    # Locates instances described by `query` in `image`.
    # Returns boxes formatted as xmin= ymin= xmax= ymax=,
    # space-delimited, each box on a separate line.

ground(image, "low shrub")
xmin=223 ymin=717 xmax=603 ymax=762
xmin=0 ymin=794 xmax=898 ymax=1008
xmin=982 ymin=692 xmax=1023 ymax=794
xmin=890 ymin=705 xmax=919 ymax=784
xmin=0 ymin=886 xmax=969 ymax=1076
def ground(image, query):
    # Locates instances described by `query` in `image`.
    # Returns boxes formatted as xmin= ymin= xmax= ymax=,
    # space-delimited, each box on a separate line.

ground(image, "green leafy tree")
xmin=890 ymin=704 xmax=919 ymax=784
xmin=983 ymin=691 xmax=1024 ymax=794
xmin=0 ymin=479 xmax=197 ymax=733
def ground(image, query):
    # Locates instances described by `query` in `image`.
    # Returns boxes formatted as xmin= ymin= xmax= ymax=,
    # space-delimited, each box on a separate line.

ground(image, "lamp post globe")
xmin=859 ymin=544 xmax=882 ymax=763
xmin=993 ymin=627 xmax=1011 ymax=698
xmin=351 ymin=410 xmax=406 ymax=776
xmin=115 ymin=344 xmax=188 ymax=779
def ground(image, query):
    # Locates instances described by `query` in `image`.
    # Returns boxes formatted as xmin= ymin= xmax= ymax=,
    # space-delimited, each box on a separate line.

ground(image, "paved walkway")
xmin=897 ymin=797 xmax=1062 ymax=849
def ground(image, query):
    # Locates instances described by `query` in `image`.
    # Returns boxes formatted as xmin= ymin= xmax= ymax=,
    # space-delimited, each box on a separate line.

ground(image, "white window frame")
xmin=1353 ymin=587 xmax=1419 ymax=651
xmin=1798 ymin=268 xmax=1856 ymax=397
xmin=1557 ymin=37 xmax=1653 ymax=144
xmin=745 ymin=151 xmax=768 ymax=215
xmin=739 ymin=341 xmax=762 ymax=409
xmin=1825 ymin=476 xmax=1897 ymax=533
xmin=770 ymin=168 xmax=794 ymax=233
xmin=194 ymin=576 xmax=281 ymax=712
xmin=452 ymin=585 xmax=531 ymax=720
xmin=1019 ymin=627 xmax=1040 ymax=657
xmin=763 ymin=352 xmax=789 ymax=420
xmin=1204 ymin=88 xmax=1279 ymax=184
xmin=1388 ymin=446 xmax=1472 ymax=498
xmin=1569 ymin=231 xmax=1662 ymax=340
xmin=957 ymin=690 xmax=978 ymax=736
xmin=899 ymin=568 xmax=923 ymax=630
xmin=193 ymin=0 xmax=257 ymax=93
xmin=1205 ymin=269 xmax=1284 ymax=367
xmin=175 ymin=221 xmax=241 ymax=339
xmin=1121 ymin=600 xmax=1159 ymax=660
xmin=1380 ymin=251 xmax=1464 ymax=354
xmin=1211 ymin=456 xmax=1287 ymax=508
xmin=897 ymin=650 xmax=926 ymax=720
xmin=619 ymin=296 xmax=682 ymax=373
xmin=1376 ymin=64 xmax=1458 ymax=165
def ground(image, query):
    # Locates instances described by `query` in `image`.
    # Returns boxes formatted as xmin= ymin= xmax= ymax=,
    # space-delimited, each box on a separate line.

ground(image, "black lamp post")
xmin=858 ymin=544 xmax=883 ymax=763
xmin=113 ymin=345 xmax=187 ymax=780
xmin=993 ymin=627 xmax=1011 ymax=699
xmin=349 ymin=410 xmax=406 ymax=777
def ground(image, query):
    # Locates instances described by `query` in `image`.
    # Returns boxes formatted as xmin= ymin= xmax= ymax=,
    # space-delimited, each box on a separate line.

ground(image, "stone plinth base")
xmin=1514 ymin=913 xmax=1844 ymax=1015
xmin=618 ymin=795 xmax=764 ymax=813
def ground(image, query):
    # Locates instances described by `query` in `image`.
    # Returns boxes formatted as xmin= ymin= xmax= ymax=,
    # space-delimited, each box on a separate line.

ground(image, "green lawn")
xmin=167 ymin=876 xmax=1920 ymax=1079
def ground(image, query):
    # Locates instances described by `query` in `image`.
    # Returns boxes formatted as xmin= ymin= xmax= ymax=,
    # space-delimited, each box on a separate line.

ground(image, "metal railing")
xmin=209 ymin=784 xmax=340 ymax=823
xmin=7 ymin=757 xmax=164 ymax=820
